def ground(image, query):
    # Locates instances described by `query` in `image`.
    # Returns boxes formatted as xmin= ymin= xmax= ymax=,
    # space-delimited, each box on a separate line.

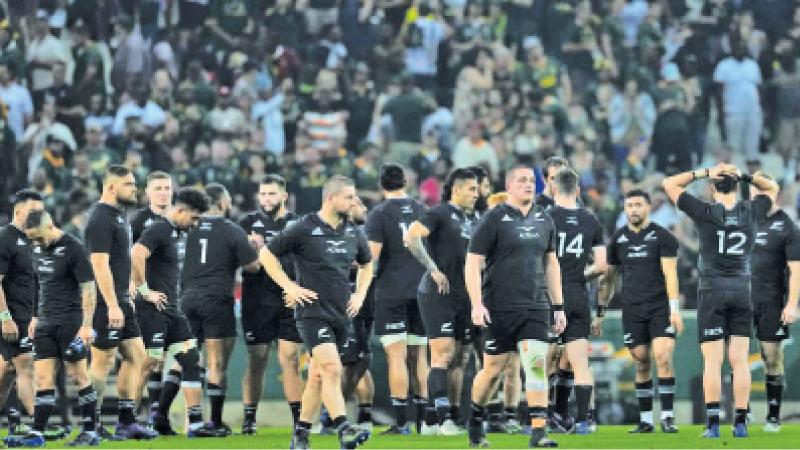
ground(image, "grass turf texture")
xmin=18 ymin=425 xmax=800 ymax=449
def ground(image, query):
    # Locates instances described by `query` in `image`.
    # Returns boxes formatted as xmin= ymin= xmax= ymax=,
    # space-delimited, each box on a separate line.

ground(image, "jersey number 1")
xmin=199 ymin=238 xmax=208 ymax=264
xmin=716 ymin=231 xmax=746 ymax=255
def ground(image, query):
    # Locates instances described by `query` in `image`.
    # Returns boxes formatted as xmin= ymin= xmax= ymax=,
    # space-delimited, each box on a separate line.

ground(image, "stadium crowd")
xmin=0 ymin=1 xmax=798 ymax=254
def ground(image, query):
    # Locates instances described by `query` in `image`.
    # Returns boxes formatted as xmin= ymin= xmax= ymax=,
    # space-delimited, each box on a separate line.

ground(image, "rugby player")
xmin=663 ymin=163 xmax=778 ymax=437
xmin=466 ymin=165 xmax=566 ymax=448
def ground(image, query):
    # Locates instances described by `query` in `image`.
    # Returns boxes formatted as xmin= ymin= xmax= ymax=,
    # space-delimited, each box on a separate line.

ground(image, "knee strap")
xmin=518 ymin=339 xmax=549 ymax=391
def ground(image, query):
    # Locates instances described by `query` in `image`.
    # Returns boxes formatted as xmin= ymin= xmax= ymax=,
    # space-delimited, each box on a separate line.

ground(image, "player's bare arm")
xmin=348 ymin=261 xmax=374 ymax=317
xmin=130 ymin=243 xmax=168 ymax=310
xmin=258 ymin=247 xmax=317 ymax=307
xmin=0 ymin=274 xmax=19 ymax=342
xmin=785 ymin=261 xmax=800 ymax=325
xmin=89 ymin=253 xmax=123 ymax=328
xmin=80 ymin=280 xmax=96 ymax=344
xmin=593 ymin=265 xmax=617 ymax=336
xmin=663 ymin=162 xmax=732 ymax=204
xmin=660 ymin=257 xmax=684 ymax=335
xmin=465 ymin=252 xmax=489 ymax=326
xmin=584 ymin=246 xmax=608 ymax=281
xmin=545 ymin=251 xmax=566 ymax=334
xmin=405 ymin=221 xmax=449 ymax=294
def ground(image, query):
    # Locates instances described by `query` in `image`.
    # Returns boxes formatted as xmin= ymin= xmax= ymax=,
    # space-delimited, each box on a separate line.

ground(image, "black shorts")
xmin=136 ymin=303 xmax=195 ymax=355
xmin=374 ymin=297 xmax=426 ymax=338
xmin=622 ymin=301 xmax=675 ymax=348
xmin=34 ymin=319 xmax=86 ymax=362
xmin=340 ymin=315 xmax=374 ymax=365
xmin=697 ymin=283 xmax=752 ymax=343
xmin=93 ymin=300 xmax=141 ymax=350
xmin=296 ymin=317 xmax=349 ymax=354
xmin=484 ymin=309 xmax=549 ymax=355
xmin=180 ymin=296 xmax=237 ymax=343
xmin=418 ymin=291 xmax=471 ymax=342
xmin=561 ymin=283 xmax=591 ymax=343
xmin=0 ymin=319 xmax=33 ymax=360
xmin=753 ymin=300 xmax=790 ymax=342
xmin=241 ymin=296 xmax=302 ymax=345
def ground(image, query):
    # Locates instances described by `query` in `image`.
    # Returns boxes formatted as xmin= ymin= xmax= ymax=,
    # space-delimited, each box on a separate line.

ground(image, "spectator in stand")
xmin=26 ymin=9 xmax=75 ymax=110
xmin=452 ymin=119 xmax=498 ymax=179
xmin=769 ymin=39 xmax=800 ymax=165
xmin=608 ymin=76 xmax=655 ymax=160
xmin=0 ymin=19 xmax=25 ymax=81
xmin=112 ymin=85 xmax=166 ymax=136
xmin=651 ymin=63 xmax=693 ymax=174
xmin=713 ymin=39 xmax=763 ymax=159
xmin=401 ymin=0 xmax=446 ymax=92
xmin=0 ymin=60 xmax=33 ymax=141
xmin=381 ymin=74 xmax=436 ymax=165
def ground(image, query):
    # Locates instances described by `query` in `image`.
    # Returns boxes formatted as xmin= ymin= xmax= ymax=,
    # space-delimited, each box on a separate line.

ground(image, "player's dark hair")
xmin=12 ymin=189 xmax=43 ymax=207
xmin=380 ymin=163 xmax=407 ymax=191
xmin=106 ymin=164 xmax=130 ymax=179
xmin=205 ymin=183 xmax=229 ymax=206
xmin=175 ymin=188 xmax=210 ymax=213
xmin=260 ymin=174 xmax=286 ymax=190
xmin=24 ymin=209 xmax=50 ymax=229
xmin=146 ymin=171 xmax=171 ymax=184
xmin=554 ymin=168 xmax=579 ymax=195
xmin=544 ymin=156 xmax=569 ymax=178
xmin=624 ymin=189 xmax=651 ymax=203
xmin=713 ymin=174 xmax=738 ymax=194
xmin=443 ymin=168 xmax=478 ymax=201
xmin=466 ymin=166 xmax=488 ymax=184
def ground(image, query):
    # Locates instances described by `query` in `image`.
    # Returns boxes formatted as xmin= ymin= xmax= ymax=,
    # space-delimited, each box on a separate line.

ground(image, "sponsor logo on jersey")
xmin=517 ymin=226 xmax=539 ymax=239
xmin=770 ymin=221 xmax=784 ymax=231
xmin=725 ymin=216 xmax=738 ymax=226
xmin=325 ymin=240 xmax=348 ymax=254
xmin=627 ymin=245 xmax=648 ymax=258
xmin=501 ymin=214 xmax=514 ymax=222
xmin=567 ymin=216 xmax=578 ymax=225
xmin=199 ymin=222 xmax=213 ymax=231
xmin=440 ymin=322 xmax=453 ymax=333
xmin=703 ymin=327 xmax=724 ymax=337
xmin=534 ymin=212 xmax=545 ymax=221
xmin=401 ymin=205 xmax=414 ymax=214
xmin=644 ymin=231 xmax=657 ymax=241
xmin=311 ymin=227 xmax=325 ymax=236
xmin=617 ymin=234 xmax=629 ymax=243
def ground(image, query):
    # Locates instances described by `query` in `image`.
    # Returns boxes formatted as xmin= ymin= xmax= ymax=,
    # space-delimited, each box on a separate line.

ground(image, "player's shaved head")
xmin=261 ymin=174 xmax=287 ymax=190
xmin=323 ymin=175 xmax=355 ymax=198
xmin=146 ymin=170 xmax=171 ymax=185
xmin=104 ymin=164 xmax=132 ymax=186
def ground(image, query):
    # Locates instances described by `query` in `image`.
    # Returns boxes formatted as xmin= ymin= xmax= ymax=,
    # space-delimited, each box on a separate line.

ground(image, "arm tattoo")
xmin=407 ymin=235 xmax=438 ymax=272
xmin=80 ymin=281 xmax=96 ymax=327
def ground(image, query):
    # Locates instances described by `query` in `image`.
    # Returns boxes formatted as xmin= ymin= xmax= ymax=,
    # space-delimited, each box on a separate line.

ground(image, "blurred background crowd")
xmin=1 ymin=0 xmax=800 ymax=303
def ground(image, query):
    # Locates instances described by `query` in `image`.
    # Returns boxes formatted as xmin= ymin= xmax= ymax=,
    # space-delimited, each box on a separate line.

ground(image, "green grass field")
xmin=30 ymin=425 xmax=800 ymax=449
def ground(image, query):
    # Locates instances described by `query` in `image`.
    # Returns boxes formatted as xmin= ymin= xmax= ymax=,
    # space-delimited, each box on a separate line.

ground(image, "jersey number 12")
xmin=716 ymin=230 xmax=746 ymax=255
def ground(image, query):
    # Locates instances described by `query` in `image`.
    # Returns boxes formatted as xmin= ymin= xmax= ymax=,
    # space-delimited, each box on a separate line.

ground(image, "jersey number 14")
xmin=558 ymin=232 xmax=584 ymax=258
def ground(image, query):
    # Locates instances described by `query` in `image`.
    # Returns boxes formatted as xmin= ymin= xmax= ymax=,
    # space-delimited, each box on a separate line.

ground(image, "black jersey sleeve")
xmin=364 ymin=208 xmax=384 ymax=243
xmin=419 ymin=207 xmax=442 ymax=235
xmin=658 ymin=228 xmax=679 ymax=258
xmin=752 ymin=194 xmax=772 ymax=221
xmin=677 ymin=191 xmax=709 ymax=222
xmin=591 ymin=222 xmax=605 ymax=248
xmin=545 ymin=216 xmax=557 ymax=253
xmin=84 ymin=213 xmax=114 ymax=254
xmin=70 ymin=241 xmax=94 ymax=284
xmin=231 ymin=224 xmax=259 ymax=266
xmin=355 ymin=228 xmax=372 ymax=265
xmin=268 ymin=220 xmax=303 ymax=257
xmin=606 ymin=230 xmax=621 ymax=266
xmin=0 ymin=237 xmax=11 ymax=276
xmin=786 ymin=221 xmax=800 ymax=262
xmin=468 ymin=212 xmax=498 ymax=256
xmin=137 ymin=221 xmax=167 ymax=254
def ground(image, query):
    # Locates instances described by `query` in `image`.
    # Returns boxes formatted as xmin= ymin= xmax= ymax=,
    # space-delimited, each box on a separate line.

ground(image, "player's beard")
xmin=474 ymin=195 xmax=488 ymax=213
xmin=118 ymin=195 xmax=138 ymax=208
xmin=628 ymin=215 xmax=642 ymax=226
xmin=262 ymin=203 xmax=281 ymax=217
xmin=337 ymin=210 xmax=350 ymax=222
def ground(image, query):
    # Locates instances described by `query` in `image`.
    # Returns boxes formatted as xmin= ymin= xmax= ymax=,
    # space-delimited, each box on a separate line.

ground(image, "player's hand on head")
xmin=781 ymin=304 xmax=797 ymax=325
xmin=1 ymin=319 xmax=19 ymax=342
xmin=670 ymin=312 xmax=684 ymax=335
xmin=553 ymin=310 xmax=567 ymax=335
xmin=590 ymin=317 xmax=603 ymax=337
xmin=471 ymin=303 xmax=490 ymax=327
xmin=431 ymin=270 xmax=449 ymax=295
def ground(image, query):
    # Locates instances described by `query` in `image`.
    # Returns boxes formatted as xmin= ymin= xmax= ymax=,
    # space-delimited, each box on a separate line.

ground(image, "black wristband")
xmin=552 ymin=303 xmax=564 ymax=312
xmin=596 ymin=305 xmax=606 ymax=317
xmin=740 ymin=173 xmax=753 ymax=184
